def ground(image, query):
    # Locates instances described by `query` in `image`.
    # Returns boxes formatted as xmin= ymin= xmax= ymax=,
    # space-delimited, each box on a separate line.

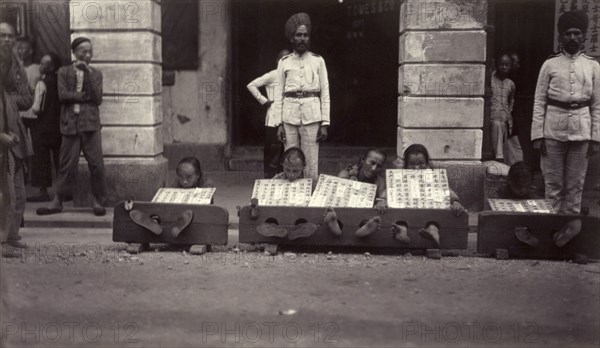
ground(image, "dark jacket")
xmin=1 ymin=53 xmax=33 ymax=159
xmin=37 ymin=73 xmax=61 ymax=135
xmin=57 ymin=64 xmax=103 ymax=135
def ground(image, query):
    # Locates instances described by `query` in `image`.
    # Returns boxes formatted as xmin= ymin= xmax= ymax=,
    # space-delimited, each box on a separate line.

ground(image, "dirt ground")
xmin=1 ymin=228 xmax=599 ymax=348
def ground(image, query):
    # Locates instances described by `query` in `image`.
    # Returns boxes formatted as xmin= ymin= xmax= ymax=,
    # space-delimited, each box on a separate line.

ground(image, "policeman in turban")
xmin=272 ymin=12 xmax=330 ymax=181
xmin=531 ymin=10 xmax=600 ymax=246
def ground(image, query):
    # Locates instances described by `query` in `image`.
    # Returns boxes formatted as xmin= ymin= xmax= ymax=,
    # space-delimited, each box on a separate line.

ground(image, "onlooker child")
xmin=27 ymin=53 xmax=62 ymax=202
xmin=247 ymin=49 xmax=291 ymax=179
xmin=396 ymin=144 xmax=465 ymax=246
xmin=129 ymin=157 xmax=214 ymax=238
xmin=490 ymin=52 xmax=515 ymax=163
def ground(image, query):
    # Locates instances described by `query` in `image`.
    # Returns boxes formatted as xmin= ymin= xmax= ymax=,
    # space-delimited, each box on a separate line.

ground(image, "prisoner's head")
xmin=359 ymin=149 xmax=386 ymax=180
xmin=177 ymin=157 xmax=202 ymax=188
xmin=282 ymin=147 xmax=306 ymax=181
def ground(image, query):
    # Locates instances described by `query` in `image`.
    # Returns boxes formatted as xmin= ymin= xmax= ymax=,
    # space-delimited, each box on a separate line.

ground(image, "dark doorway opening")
xmin=231 ymin=0 xmax=399 ymax=147
xmin=484 ymin=0 xmax=556 ymax=160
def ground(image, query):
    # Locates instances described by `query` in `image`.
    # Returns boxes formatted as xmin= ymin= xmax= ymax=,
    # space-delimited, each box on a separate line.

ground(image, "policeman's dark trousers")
xmin=30 ymin=125 xmax=62 ymax=188
xmin=1 ymin=151 xmax=26 ymax=242
xmin=55 ymin=130 xmax=107 ymax=203
xmin=264 ymin=126 xmax=283 ymax=179
xmin=541 ymin=140 xmax=588 ymax=214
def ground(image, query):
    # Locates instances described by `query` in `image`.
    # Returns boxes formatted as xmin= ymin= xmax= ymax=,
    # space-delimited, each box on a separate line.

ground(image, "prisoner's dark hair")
xmin=403 ymin=144 xmax=431 ymax=169
xmin=361 ymin=148 xmax=387 ymax=163
xmin=282 ymin=147 xmax=306 ymax=166
xmin=176 ymin=157 xmax=202 ymax=178
xmin=508 ymin=161 xmax=532 ymax=186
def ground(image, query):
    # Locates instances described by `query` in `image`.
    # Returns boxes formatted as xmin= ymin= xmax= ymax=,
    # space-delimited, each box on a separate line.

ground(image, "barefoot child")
xmin=322 ymin=149 xmax=388 ymax=238
xmin=393 ymin=144 xmax=466 ymax=246
xmin=128 ymin=157 xmax=214 ymax=238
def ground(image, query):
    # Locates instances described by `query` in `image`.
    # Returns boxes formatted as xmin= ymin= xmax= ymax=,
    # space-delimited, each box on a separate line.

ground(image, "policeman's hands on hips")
xmin=277 ymin=124 xmax=286 ymax=143
xmin=532 ymin=138 xmax=546 ymax=156
xmin=263 ymin=100 xmax=273 ymax=109
xmin=0 ymin=132 xmax=19 ymax=147
xmin=588 ymin=141 xmax=600 ymax=158
xmin=317 ymin=125 xmax=328 ymax=142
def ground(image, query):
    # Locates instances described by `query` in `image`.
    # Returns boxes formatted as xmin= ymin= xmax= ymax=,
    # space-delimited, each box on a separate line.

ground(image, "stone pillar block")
xmin=400 ymin=0 xmax=487 ymax=32
xmin=399 ymin=31 xmax=486 ymax=63
xmin=71 ymin=31 xmax=161 ymax=62
xmin=399 ymin=64 xmax=485 ymax=96
xmin=397 ymin=127 xmax=482 ymax=160
xmin=398 ymin=96 xmax=483 ymax=128
xmin=70 ymin=0 xmax=161 ymax=32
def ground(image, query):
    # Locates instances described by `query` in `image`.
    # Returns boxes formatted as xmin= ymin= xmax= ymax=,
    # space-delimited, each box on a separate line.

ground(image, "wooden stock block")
xmin=477 ymin=212 xmax=600 ymax=260
xmin=238 ymin=206 xmax=468 ymax=249
xmin=113 ymin=201 xmax=229 ymax=246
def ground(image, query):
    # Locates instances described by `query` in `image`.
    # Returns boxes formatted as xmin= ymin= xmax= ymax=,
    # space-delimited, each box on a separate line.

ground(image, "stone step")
xmin=228 ymin=146 xmax=398 ymax=174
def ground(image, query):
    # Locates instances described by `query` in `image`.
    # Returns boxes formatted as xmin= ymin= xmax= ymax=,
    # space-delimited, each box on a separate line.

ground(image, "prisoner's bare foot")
xmin=355 ymin=216 xmax=382 ymax=238
xmin=392 ymin=224 xmax=411 ymax=244
xmin=257 ymin=223 xmax=288 ymax=238
xmin=514 ymin=226 xmax=539 ymax=248
xmin=323 ymin=207 xmax=342 ymax=236
xmin=171 ymin=210 xmax=194 ymax=238
xmin=129 ymin=209 xmax=162 ymax=235
xmin=553 ymin=219 xmax=582 ymax=248
xmin=419 ymin=224 xmax=440 ymax=247
xmin=289 ymin=222 xmax=318 ymax=240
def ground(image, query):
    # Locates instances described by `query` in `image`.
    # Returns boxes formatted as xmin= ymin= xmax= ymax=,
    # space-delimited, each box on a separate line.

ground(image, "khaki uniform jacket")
xmin=532 ymin=51 xmax=600 ymax=142
xmin=58 ymin=65 xmax=103 ymax=135
xmin=272 ymin=51 xmax=330 ymax=126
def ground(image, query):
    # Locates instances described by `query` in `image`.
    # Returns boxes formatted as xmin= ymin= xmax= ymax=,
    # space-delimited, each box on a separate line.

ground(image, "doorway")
xmin=231 ymin=0 xmax=399 ymax=147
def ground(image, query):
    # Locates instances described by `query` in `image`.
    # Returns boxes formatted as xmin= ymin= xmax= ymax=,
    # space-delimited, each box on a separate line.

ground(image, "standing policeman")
xmin=531 ymin=10 xmax=599 ymax=246
xmin=273 ymin=12 xmax=330 ymax=181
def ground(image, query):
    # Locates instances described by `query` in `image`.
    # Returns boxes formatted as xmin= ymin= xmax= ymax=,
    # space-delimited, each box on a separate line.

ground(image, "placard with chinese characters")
xmin=251 ymin=179 xmax=313 ymax=206
xmin=386 ymin=169 xmax=451 ymax=209
xmin=308 ymin=174 xmax=377 ymax=208
xmin=151 ymin=188 xmax=215 ymax=205
xmin=488 ymin=199 xmax=555 ymax=214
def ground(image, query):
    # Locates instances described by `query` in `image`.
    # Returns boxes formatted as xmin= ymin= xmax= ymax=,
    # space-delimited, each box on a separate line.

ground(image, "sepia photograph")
xmin=1 ymin=0 xmax=599 ymax=346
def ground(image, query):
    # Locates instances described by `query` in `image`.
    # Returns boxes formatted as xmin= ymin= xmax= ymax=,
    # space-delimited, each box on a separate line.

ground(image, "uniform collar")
xmin=293 ymin=50 xmax=310 ymax=59
xmin=562 ymin=50 xmax=581 ymax=59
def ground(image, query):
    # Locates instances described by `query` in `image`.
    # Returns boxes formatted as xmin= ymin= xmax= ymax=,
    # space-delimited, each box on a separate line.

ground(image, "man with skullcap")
xmin=531 ymin=10 xmax=599 ymax=246
xmin=0 ymin=22 xmax=33 ymax=252
xmin=37 ymin=37 xmax=107 ymax=216
xmin=273 ymin=12 xmax=330 ymax=181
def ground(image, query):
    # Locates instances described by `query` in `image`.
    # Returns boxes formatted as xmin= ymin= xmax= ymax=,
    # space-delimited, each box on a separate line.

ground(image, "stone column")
xmin=70 ymin=0 xmax=167 ymax=205
xmin=397 ymin=0 xmax=488 ymax=208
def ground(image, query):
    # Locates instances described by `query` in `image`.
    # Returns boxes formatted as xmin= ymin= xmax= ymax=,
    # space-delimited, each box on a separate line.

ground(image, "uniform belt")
xmin=284 ymin=91 xmax=320 ymax=98
xmin=547 ymin=98 xmax=590 ymax=110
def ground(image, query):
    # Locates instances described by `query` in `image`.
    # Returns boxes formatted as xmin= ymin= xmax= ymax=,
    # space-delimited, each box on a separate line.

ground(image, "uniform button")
xmin=571 ymin=70 xmax=575 ymax=73
xmin=571 ymin=81 xmax=574 ymax=84
xmin=571 ymin=92 xmax=575 ymax=95
xmin=300 ymin=65 xmax=304 ymax=69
